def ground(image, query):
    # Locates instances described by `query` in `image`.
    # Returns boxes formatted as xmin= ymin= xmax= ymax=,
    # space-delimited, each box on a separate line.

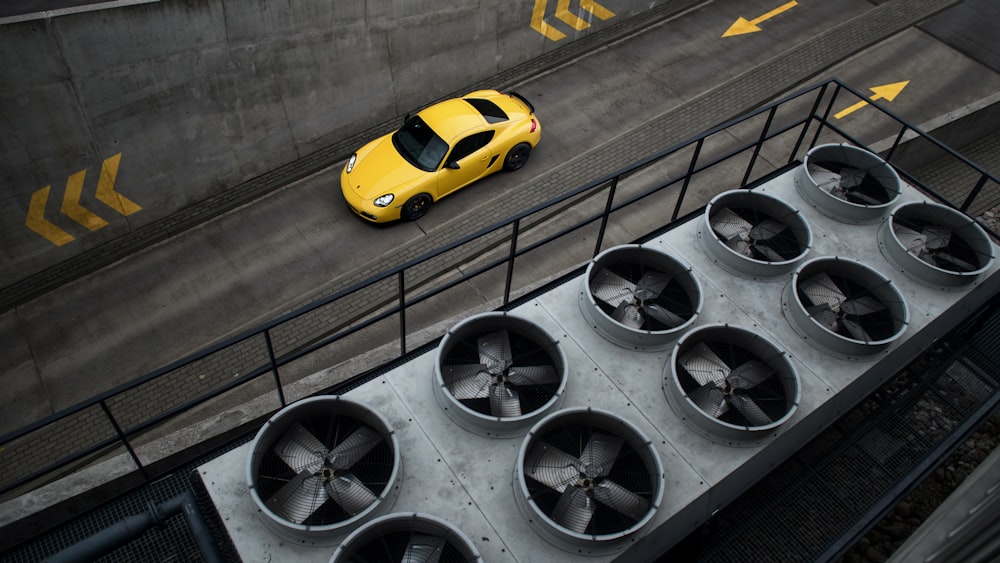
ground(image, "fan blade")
xmin=726 ymin=236 xmax=754 ymax=257
xmin=935 ymin=250 xmax=978 ymax=272
xmin=580 ymin=433 xmax=624 ymax=478
xmin=727 ymin=359 xmax=773 ymax=390
xmin=644 ymin=303 xmax=685 ymax=328
xmin=846 ymin=189 xmax=883 ymax=206
xmin=593 ymin=479 xmax=650 ymax=522
xmin=266 ymin=471 xmax=326 ymax=524
xmin=922 ymin=225 xmax=951 ymax=249
xmin=800 ymin=272 xmax=847 ymax=310
xmin=552 ymin=487 xmax=596 ymax=534
xmin=611 ymin=302 xmax=644 ymax=329
xmin=753 ymin=241 xmax=787 ymax=263
xmin=591 ymin=269 xmax=638 ymax=307
xmin=894 ymin=224 xmax=927 ymax=253
xmin=689 ymin=383 xmax=729 ymax=419
xmin=326 ymin=425 xmax=382 ymax=470
xmin=489 ymin=382 xmax=522 ymax=417
xmin=273 ymin=422 xmax=327 ymax=474
xmin=749 ymin=219 xmax=787 ymax=241
xmin=524 ymin=442 xmax=582 ymax=492
xmin=729 ymin=394 xmax=774 ymax=426
xmin=840 ymin=316 xmax=873 ymax=342
xmin=679 ymin=342 xmax=730 ymax=386
xmin=634 ymin=271 xmax=670 ymax=301
xmin=445 ymin=364 xmax=493 ymax=400
xmin=807 ymin=303 xmax=840 ymax=332
xmin=323 ymin=472 xmax=379 ymax=516
xmin=506 ymin=365 xmax=559 ymax=386
xmin=840 ymin=295 xmax=886 ymax=316
xmin=710 ymin=207 xmax=753 ymax=242
xmin=838 ymin=166 xmax=866 ymax=189
xmin=478 ymin=331 xmax=513 ymax=374
xmin=402 ymin=533 xmax=446 ymax=563
xmin=807 ymin=163 xmax=843 ymax=194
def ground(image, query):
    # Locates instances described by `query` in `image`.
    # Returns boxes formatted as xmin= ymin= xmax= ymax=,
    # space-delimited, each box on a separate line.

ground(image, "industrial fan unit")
xmin=579 ymin=244 xmax=702 ymax=350
xmin=796 ymin=143 xmax=901 ymax=224
xmin=783 ymin=257 xmax=909 ymax=358
xmin=246 ymin=396 xmax=401 ymax=545
xmin=699 ymin=188 xmax=813 ymax=278
xmin=434 ymin=312 xmax=567 ymax=437
xmin=664 ymin=323 xmax=800 ymax=444
xmin=878 ymin=200 xmax=996 ymax=290
xmin=513 ymin=407 xmax=664 ymax=555
xmin=330 ymin=512 xmax=481 ymax=563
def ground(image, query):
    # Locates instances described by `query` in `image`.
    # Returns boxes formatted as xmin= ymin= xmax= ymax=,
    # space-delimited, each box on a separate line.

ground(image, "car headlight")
xmin=374 ymin=194 xmax=395 ymax=207
xmin=345 ymin=153 xmax=357 ymax=173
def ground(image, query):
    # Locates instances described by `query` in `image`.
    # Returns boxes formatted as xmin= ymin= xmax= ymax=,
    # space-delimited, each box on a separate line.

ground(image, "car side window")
xmin=448 ymin=131 xmax=495 ymax=164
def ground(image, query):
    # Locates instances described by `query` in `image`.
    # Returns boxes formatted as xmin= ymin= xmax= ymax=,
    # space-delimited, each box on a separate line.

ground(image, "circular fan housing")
xmin=434 ymin=312 xmax=568 ymax=437
xmin=246 ymin=396 xmax=401 ymax=546
xmin=664 ymin=324 xmax=800 ymax=445
xmin=878 ymin=201 xmax=995 ymax=290
xmin=513 ymin=407 xmax=665 ymax=555
xmin=783 ymin=257 xmax=909 ymax=359
xmin=698 ymin=189 xmax=812 ymax=279
xmin=579 ymin=244 xmax=702 ymax=350
xmin=795 ymin=143 xmax=901 ymax=224
xmin=330 ymin=512 xmax=481 ymax=563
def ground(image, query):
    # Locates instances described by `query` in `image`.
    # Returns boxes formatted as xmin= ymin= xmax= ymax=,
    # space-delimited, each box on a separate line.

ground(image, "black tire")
xmin=401 ymin=193 xmax=432 ymax=221
xmin=503 ymin=142 xmax=532 ymax=171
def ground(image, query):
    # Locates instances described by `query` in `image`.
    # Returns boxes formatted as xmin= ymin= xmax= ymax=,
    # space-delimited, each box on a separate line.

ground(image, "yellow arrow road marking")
xmin=532 ymin=0 xmax=566 ymax=41
xmin=95 ymin=153 xmax=142 ymax=215
xmin=61 ymin=169 xmax=109 ymax=230
xmin=835 ymin=81 xmax=910 ymax=119
xmin=26 ymin=186 xmax=75 ymax=246
xmin=723 ymin=1 xmax=798 ymax=37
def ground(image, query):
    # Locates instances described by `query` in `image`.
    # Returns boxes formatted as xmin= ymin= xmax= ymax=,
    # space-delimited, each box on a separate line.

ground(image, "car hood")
xmin=347 ymin=136 xmax=426 ymax=200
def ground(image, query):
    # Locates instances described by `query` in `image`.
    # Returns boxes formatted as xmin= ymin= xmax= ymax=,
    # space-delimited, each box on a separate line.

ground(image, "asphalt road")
xmin=2 ymin=0 xmax=999 ymax=435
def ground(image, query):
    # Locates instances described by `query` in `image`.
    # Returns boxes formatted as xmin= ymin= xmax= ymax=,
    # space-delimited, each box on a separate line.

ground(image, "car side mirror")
xmin=446 ymin=161 xmax=461 ymax=170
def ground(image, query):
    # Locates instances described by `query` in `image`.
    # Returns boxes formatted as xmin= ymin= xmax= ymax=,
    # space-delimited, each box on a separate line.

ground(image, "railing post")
xmin=960 ymin=174 xmax=991 ymax=213
xmin=810 ymin=82 xmax=842 ymax=150
xmin=398 ymin=270 xmax=407 ymax=355
xmin=790 ymin=82 xmax=829 ymax=163
xmin=594 ymin=177 xmax=619 ymax=258
xmin=99 ymin=400 xmax=149 ymax=482
xmin=884 ymin=123 xmax=910 ymax=163
xmin=672 ymin=139 xmax=704 ymax=222
xmin=503 ymin=219 xmax=521 ymax=305
xmin=263 ymin=330 xmax=286 ymax=407
xmin=742 ymin=105 xmax=777 ymax=187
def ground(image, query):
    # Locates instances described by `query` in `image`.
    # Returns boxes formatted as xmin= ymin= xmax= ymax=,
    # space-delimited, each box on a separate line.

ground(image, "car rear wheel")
xmin=503 ymin=143 xmax=532 ymax=171
xmin=402 ymin=193 xmax=432 ymax=221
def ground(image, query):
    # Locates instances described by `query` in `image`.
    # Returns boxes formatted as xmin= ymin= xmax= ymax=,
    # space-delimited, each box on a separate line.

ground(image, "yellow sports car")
xmin=341 ymin=90 xmax=541 ymax=222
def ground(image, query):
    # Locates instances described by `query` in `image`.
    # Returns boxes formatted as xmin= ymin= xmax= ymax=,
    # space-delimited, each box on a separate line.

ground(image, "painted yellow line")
xmin=723 ymin=1 xmax=798 ymax=37
xmin=26 ymin=185 xmax=75 ymax=246
xmin=835 ymin=81 xmax=910 ymax=119
xmin=61 ymin=169 xmax=108 ymax=231
xmin=580 ymin=0 xmax=615 ymax=20
xmin=95 ymin=153 xmax=142 ymax=215
xmin=531 ymin=0 xmax=566 ymax=41
xmin=556 ymin=0 xmax=590 ymax=31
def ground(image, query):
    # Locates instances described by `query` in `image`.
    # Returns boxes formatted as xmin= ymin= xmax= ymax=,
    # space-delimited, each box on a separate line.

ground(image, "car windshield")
xmin=392 ymin=116 xmax=449 ymax=172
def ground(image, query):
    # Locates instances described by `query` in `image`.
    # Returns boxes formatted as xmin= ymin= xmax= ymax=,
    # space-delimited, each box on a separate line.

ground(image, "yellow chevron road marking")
xmin=557 ymin=0 xmax=591 ymax=30
xmin=581 ymin=0 xmax=614 ymax=20
xmin=95 ymin=153 xmax=142 ymax=215
xmin=532 ymin=0 xmax=566 ymax=41
xmin=60 ymin=169 xmax=109 ymax=230
xmin=532 ymin=0 xmax=615 ymax=41
xmin=26 ymin=186 xmax=75 ymax=246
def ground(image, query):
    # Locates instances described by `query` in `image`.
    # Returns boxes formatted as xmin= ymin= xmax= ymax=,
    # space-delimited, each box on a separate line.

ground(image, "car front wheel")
xmin=401 ymin=193 xmax=432 ymax=221
xmin=503 ymin=143 xmax=532 ymax=171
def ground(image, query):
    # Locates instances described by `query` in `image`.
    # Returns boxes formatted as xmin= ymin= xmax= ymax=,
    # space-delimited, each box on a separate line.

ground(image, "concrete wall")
xmin=0 ymin=0 xmax=662 ymax=288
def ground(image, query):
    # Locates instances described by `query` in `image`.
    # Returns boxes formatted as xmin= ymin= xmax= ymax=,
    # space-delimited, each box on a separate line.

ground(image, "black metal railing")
xmin=2 ymin=78 xmax=997 ymax=502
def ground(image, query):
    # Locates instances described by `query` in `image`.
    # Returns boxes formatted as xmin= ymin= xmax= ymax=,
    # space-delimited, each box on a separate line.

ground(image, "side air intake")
xmin=330 ymin=512 xmax=482 ymax=563
xmin=878 ymin=201 xmax=996 ymax=290
xmin=514 ymin=407 xmax=664 ymax=555
xmin=796 ymin=143 xmax=901 ymax=223
xmin=434 ymin=312 xmax=567 ymax=437
xmin=664 ymin=323 xmax=800 ymax=445
xmin=699 ymin=189 xmax=813 ymax=278
xmin=246 ymin=396 xmax=400 ymax=546
xmin=579 ymin=244 xmax=702 ymax=350
xmin=783 ymin=257 xmax=909 ymax=358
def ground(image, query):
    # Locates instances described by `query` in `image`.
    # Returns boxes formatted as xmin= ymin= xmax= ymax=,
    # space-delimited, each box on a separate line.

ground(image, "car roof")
xmin=417 ymin=98 xmax=488 ymax=143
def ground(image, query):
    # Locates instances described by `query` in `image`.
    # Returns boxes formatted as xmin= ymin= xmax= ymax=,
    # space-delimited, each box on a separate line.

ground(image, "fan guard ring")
xmin=664 ymin=323 xmax=800 ymax=444
xmin=878 ymin=201 xmax=995 ymax=290
xmin=699 ymin=189 xmax=813 ymax=279
xmin=330 ymin=512 xmax=482 ymax=563
xmin=434 ymin=312 xmax=568 ymax=437
xmin=796 ymin=143 xmax=901 ymax=224
xmin=513 ymin=407 xmax=664 ymax=555
xmin=579 ymin=244 xmax=702 ymax=350
xmin=246 ymin=396 xmax=401 ymax=546
xmin=783 ymin=256 xmax=910 ymax=359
